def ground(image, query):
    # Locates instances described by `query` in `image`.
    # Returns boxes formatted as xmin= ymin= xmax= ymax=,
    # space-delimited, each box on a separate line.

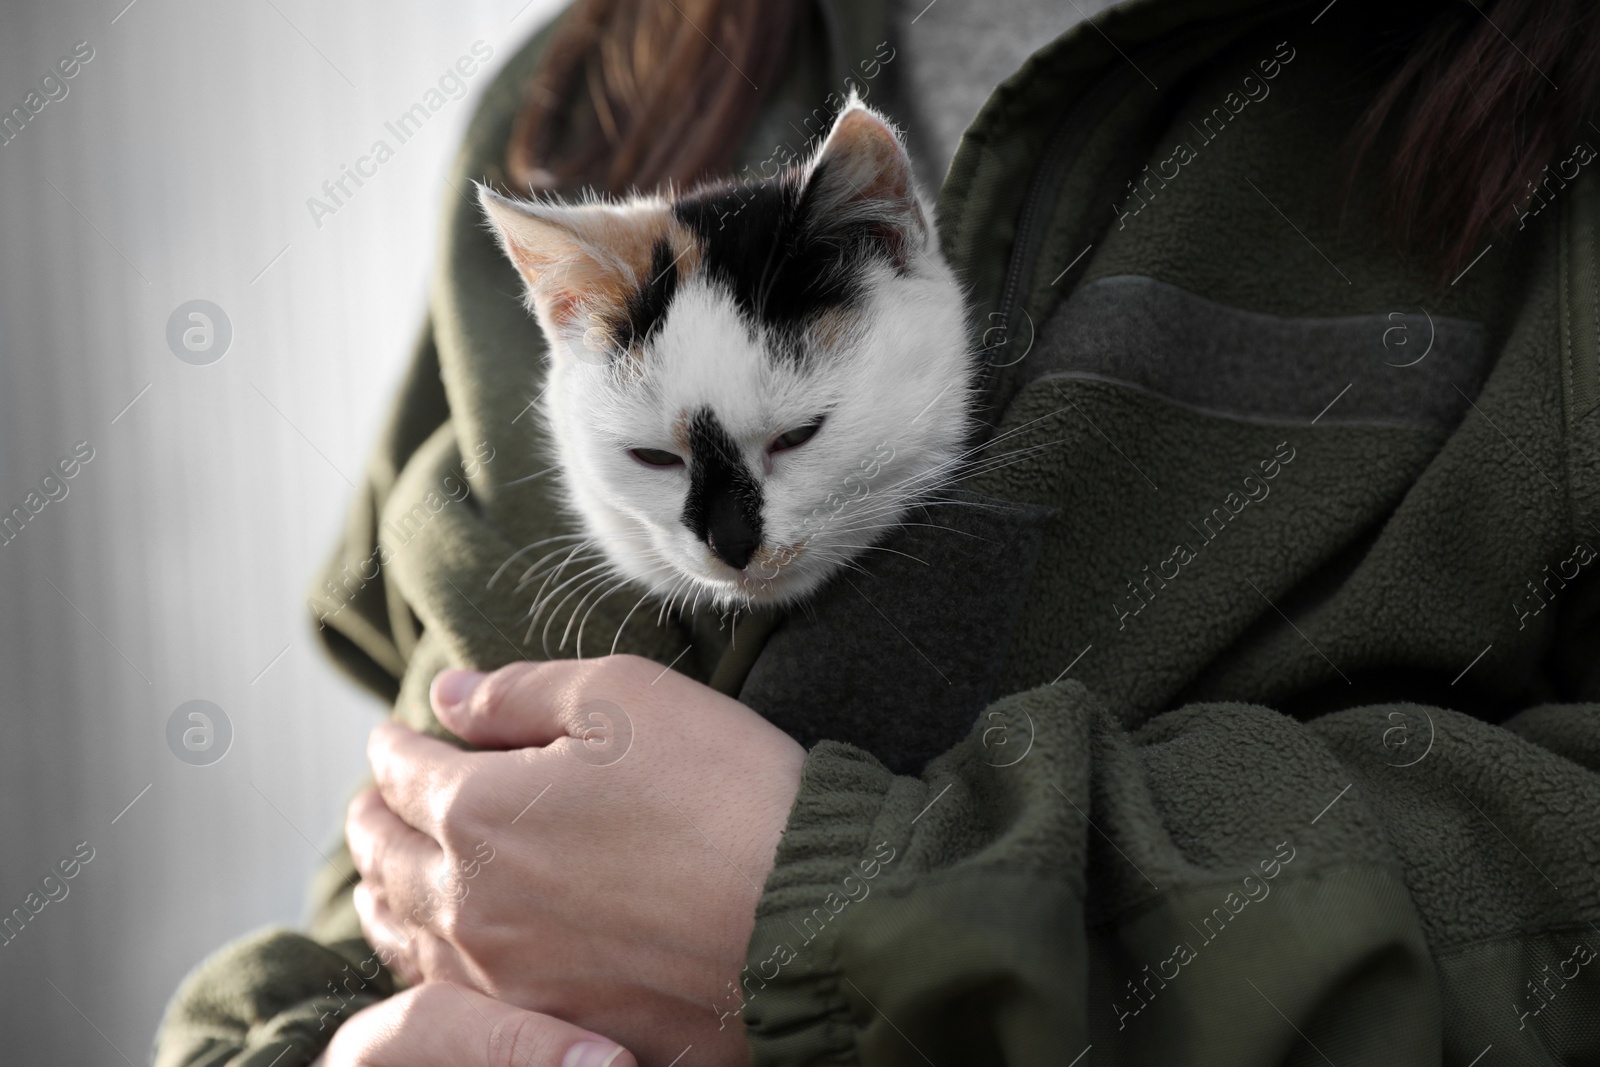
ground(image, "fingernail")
xmin=562 ymin=1041 xmax=626 ymax=1067
xmin=432 ymin=669 xmax=485 ymax=710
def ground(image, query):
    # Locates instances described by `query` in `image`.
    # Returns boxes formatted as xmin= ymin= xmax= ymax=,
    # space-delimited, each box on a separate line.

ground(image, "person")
xmin=156 ymin=0 xmax=1600 ymax=1064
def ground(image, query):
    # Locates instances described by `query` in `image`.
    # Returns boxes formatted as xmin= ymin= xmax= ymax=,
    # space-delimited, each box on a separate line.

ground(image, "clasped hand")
xmin=318 ymin=655 xmax=806 ymax=1066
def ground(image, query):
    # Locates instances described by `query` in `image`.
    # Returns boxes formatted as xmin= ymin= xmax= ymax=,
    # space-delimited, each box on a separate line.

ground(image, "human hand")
xmin=313 ymin=981 xmax=635 ymax=1067
xmin=344 ymin=655 xmax=807 ymax=1063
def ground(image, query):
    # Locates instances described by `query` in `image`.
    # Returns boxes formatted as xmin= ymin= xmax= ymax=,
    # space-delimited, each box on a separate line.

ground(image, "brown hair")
xmin=1352 ymin=0 xmax=1600 ymax=279
xmin=506 ymin=0 xmax=800 ymax=196
xmin=514 ymin=0 xmax=1599 ymax=280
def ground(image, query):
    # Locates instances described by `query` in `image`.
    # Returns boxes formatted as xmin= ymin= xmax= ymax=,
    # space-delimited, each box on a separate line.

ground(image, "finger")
xmin=352 ymin=883 xmax=422 ymax=987
xmin=433 ymin=661 xmax=573 ymax=749
xmin=367 ymin=720 xmax=475 ymax=840
xmin=328 ymin=982 xmax=637 ymax=1067
xmin=346 ymin=789 xmax=446 ymax=916
xmin=352 ymin=880 xmax=479 ymax=991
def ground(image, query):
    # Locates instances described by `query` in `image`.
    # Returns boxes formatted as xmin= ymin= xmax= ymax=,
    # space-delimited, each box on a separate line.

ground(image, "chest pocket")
xmin=1022 ymin=274 xmax=1490 ymax=431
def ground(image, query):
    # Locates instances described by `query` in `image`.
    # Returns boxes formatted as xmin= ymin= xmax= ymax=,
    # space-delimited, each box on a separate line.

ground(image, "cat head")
xmin=479 ymin=99 xmax=974 ymax=610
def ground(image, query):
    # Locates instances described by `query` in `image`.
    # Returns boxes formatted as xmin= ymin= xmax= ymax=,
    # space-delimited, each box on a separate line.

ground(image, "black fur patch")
xmin=672 ymin=161 xmax=882 ymax=344
xmin=681 ymin=408 xmax=764 ymax=570
xmin=606 ymin=237 xmax=681 ymax=350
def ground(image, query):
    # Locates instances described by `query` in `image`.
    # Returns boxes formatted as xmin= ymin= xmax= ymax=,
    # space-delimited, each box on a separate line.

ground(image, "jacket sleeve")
xmin=740 ymin=680 xmax=1600 ymax=1066
xmin=306 ymin=321 xmax=452 ymax=703
xmin=151 ymin=322 xmax=445 ymax=1067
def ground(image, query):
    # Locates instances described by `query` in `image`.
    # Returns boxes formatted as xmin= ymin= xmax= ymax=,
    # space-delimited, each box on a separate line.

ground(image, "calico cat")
xmin=478 ymin=99 xmax=976 ymax=638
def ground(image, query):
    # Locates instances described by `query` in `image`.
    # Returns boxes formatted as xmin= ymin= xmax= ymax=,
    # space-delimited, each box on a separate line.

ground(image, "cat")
xmin=477 ymin=98 xmax=977 ymax=642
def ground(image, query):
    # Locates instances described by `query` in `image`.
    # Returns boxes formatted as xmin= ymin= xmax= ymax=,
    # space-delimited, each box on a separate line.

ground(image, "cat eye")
xmin=770 ymin=417 xmax=825 ymax=453
xmin=629 ymin=447 xmax=684 ymax=468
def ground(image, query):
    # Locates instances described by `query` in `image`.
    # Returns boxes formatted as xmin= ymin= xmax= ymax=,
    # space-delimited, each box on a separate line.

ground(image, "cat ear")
xmin=803 ymin=100 xmax=928 ymax=267
xmin=477 ymin=186 xmax=671 ymax=349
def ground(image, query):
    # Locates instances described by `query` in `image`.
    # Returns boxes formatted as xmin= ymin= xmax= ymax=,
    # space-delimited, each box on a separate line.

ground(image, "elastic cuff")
xmin=739 ymin=742 xmax=919 ymax=1062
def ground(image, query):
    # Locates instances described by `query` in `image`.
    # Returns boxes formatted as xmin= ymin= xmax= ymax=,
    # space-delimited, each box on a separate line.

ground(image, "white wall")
xmin=0 ymin=1 xmax=561 ymax=1061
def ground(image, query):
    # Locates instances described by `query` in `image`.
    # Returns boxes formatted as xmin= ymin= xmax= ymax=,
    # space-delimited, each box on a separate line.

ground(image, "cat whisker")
xmin=672 ymin=576 xmax=703 ymax=621
xmin=525 ymin=559 xmax=612 ymax=632
xmin=834 ymin=456 xmax=974 ymax=511
xmin=657 ymin=575 xmax=690 ymax=627
xmin=565 ymin=573 xmax=615 ymax=656
xmin=839 ymin=443 xmax=1054 ymax=518
xmin=833 ymin=543 xmax=931 ymax=566
xmin=828 ymin=559 xmax=875 ymax=582
xmin=569 ymin=557 xmax=677 ymax=656
xmin=822 ymin=491 xmax=931 ymax=525
xmin=569 ymin=570 xmax=630 ymax=657
xmin=955 ymin=441 xmax=1064 ymax=478
xmin=831 ymin=519 xmax=994 ymax=543
xmin=541 ymin=570 xmax=614 ymax=656
xmin=492 ymin=534 xmax=595 ymax=591
xmin=818 ymin=431 xmax=1026 ymax=511
xmin=949 ymin=406 xmax=1072 ymax=461
xmin=786 ymin=544 xmax=874 ymax=577
xmin=527 ymin=555 xmax=611 ymax=617
xmin=656 ymin=578 xmax=679 ymax=626
xmin=489 ymin=465 xmax=560 ymax=490
xmin=514 ymin=540 xmax=600 ymax=593
xmin=611 ymin=583 xmax=665 ymax=656
xmin=814 ymin=431 xmax=1054 ymax=521
xmin=518 ymin=542 xmax=601 ymax=609
xmin=489 ymin=532 xmax=590 ymax=589
xmin=518 ymin=538 xmax=594 ymax=561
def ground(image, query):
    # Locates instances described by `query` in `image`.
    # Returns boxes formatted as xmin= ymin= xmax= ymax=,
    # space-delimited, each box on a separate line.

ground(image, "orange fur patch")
xmin=808 ymin=306 xmax=860 ymax=351
xmin=670 ymin=408 xmax=693 ymax=453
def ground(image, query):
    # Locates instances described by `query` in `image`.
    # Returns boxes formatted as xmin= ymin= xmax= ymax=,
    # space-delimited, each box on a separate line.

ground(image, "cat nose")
xmin=693 ymin=452 xmax=763 ymax=571
xmin=707 ymin=528 xmax=759 ymax=570
xmin=705 ymin=493 xmax=760 ymax=570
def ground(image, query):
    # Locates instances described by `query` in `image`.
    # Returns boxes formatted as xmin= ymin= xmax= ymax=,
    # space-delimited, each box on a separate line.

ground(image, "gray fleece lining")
xmin=738 ymin=490 xmax=1056 ymax=774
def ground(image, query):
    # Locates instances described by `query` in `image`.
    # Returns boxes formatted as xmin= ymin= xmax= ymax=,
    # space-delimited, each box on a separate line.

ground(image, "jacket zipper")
xmin=989 ymin=61 xmax=1150 ymax=383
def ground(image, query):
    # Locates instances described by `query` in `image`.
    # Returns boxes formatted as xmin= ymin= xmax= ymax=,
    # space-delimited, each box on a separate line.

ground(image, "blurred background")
xmin=0 ymin=1 xmax=562 ymax=1061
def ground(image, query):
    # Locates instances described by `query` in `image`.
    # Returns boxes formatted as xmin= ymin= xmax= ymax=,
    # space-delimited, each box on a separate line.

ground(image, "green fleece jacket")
xmin=156 ymin=0 xmax=1600 ymax=1064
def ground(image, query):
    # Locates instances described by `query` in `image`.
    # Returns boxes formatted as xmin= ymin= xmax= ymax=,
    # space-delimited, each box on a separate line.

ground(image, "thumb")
xmin=326 ymin=983 xmax=635 ymax=1067
xmin=431 ymin=662 xmax=566 ymax=748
